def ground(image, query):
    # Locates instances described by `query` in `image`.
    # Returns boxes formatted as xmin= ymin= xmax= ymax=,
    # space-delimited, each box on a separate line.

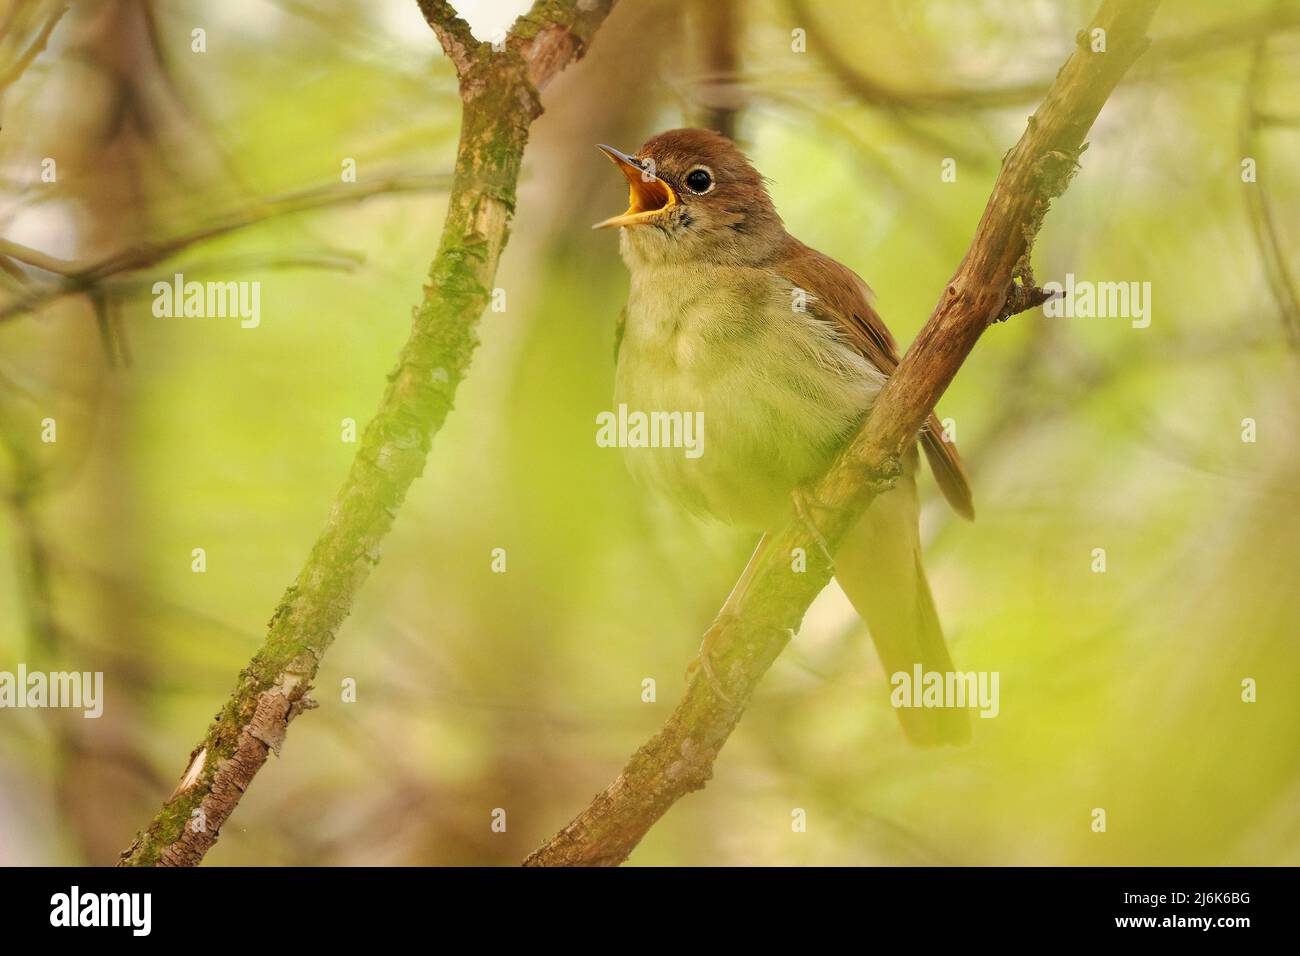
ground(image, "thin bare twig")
xmin=783 ymin=0 xmax=1296 ymax=114
xmin=0 ymin=171 xmax=451 ymax=322
xmin=1239 ymin=0 xmax=1300 ymax=348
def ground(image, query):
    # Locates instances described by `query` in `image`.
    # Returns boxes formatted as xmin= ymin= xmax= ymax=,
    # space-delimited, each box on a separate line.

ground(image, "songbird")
xmin=594 ymin=128 xmax=974 ymax=745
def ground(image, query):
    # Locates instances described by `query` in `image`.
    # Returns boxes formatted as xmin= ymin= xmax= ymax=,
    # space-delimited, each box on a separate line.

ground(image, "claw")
xmin=791 ymin=487 xmax=835 ymax=568
xmin=687 ymin=614 xmax=736 ymax=703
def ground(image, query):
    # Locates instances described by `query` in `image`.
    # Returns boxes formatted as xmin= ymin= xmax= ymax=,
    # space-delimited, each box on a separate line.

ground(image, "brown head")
xmin=594 ymin=128 xmax=784 ymax=267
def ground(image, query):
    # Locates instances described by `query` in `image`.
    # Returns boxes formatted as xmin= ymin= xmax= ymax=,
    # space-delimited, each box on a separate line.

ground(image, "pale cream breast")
xmin=614 ymin=261 xmax=886 ymax=529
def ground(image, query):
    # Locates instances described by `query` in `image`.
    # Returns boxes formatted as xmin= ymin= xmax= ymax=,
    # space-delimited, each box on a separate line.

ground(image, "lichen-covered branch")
xmin=119 ymin=0 xmax=616 ymax=867
xmin=524 ymin=0 xmax=1160 ymax=868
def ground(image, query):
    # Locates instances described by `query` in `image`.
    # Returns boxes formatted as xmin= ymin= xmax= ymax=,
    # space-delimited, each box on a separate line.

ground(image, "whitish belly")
xmin=613 ymin=271 xmax=885 ymax=530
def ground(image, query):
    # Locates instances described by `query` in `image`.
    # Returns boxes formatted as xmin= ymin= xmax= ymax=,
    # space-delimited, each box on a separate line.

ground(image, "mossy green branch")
xmin=119 ymin=0 xmax=616 ymax=867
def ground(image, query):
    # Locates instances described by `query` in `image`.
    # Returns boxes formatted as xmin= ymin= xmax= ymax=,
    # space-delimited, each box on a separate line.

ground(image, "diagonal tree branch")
xmin=524 ymin=0 xmax=1160 ymax=867
xmin=118 ymin=0 xmax=616 ymax=867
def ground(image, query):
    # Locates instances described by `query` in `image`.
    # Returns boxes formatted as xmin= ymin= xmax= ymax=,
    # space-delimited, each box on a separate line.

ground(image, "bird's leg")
xmin=791 ymin=485 xmax=836 ymax=568
xmin=687 ymin=533 xmax=773 ymax=703
xmin=689 ymin=615 xmax=736 ymax=703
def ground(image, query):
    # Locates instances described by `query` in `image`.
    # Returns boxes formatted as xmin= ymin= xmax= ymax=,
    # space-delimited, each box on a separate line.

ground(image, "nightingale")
xmin=594 ymin=128 xmax=974 ymax=746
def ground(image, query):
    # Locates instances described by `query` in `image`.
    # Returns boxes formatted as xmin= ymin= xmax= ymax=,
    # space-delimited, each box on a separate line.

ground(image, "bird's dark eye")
xmin=684 ymin=167 xmax=713 ymax=194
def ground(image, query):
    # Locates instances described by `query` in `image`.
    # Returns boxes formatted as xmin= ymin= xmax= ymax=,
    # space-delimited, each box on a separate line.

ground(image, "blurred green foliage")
xmin=0 ymin=0 xmax=1297 ymax=865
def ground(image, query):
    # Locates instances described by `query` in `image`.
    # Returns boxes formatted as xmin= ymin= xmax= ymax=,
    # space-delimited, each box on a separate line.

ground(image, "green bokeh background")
xmin=0 ymin=0 xmax=1297 ymax=865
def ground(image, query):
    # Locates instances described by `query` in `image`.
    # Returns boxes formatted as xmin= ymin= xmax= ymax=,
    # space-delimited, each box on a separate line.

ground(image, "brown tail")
xmin=835 ymin=449 xmax=971 ymax=746
xmin=921 ymin=412 xmax=974 ymax=521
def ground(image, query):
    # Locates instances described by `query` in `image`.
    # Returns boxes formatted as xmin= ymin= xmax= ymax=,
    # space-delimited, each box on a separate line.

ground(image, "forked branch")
xmin=119 ymin=0 xmax=616 ymax=866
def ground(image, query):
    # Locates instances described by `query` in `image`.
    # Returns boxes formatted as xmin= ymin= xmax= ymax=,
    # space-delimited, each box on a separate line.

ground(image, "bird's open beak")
xmin=592 ymin=144 xmax=677 ymax=230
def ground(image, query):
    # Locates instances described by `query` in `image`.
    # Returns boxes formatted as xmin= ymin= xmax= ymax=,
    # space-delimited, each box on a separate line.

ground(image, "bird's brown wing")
xmin=775 ymin=236 xmax=974 ymax=520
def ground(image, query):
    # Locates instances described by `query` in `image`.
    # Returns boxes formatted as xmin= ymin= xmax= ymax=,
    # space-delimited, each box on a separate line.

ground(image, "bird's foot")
xmin=686 ymin=613 xmax=798 ymax=704
xmin=686 ymin=613 xmax=738 ymax=704
xmin=791 ymin=486 xmax=835 ymax=568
